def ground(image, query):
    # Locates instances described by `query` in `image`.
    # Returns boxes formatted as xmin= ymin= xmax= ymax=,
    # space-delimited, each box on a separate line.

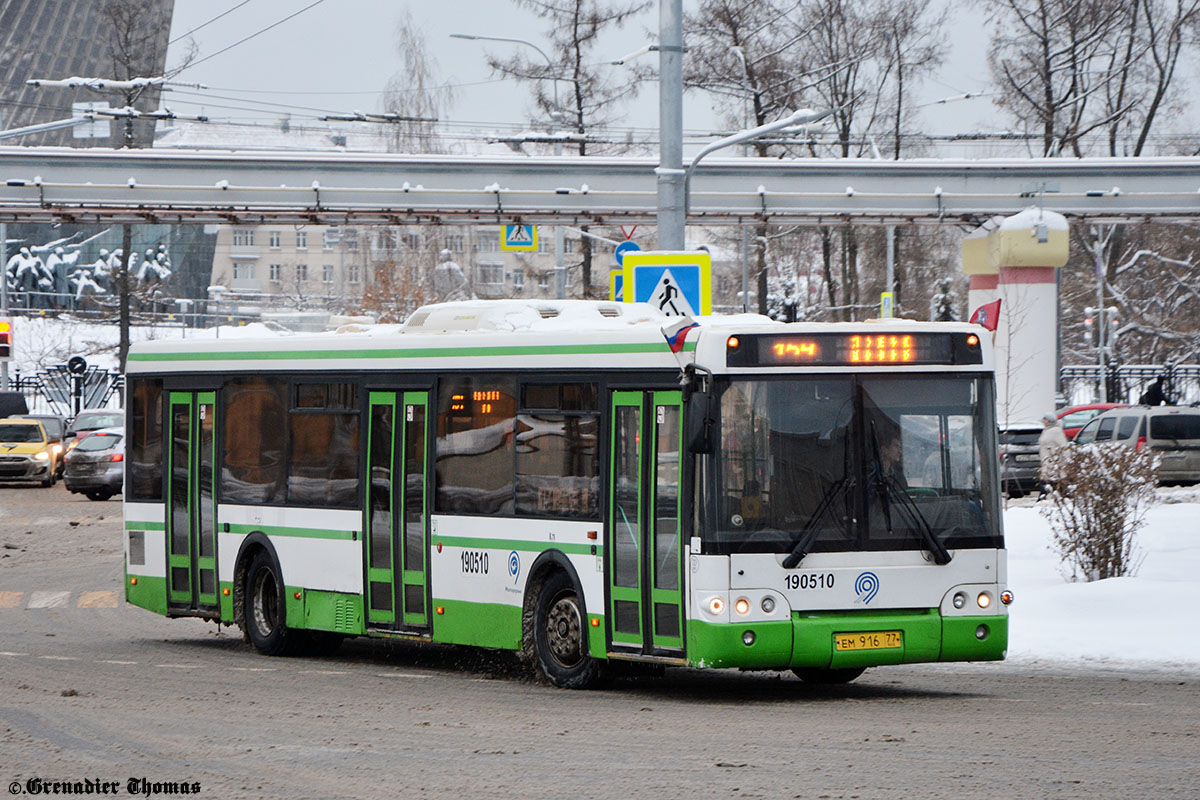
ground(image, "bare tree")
xmin=982 ymin=0 xmax=1136 ymax=157
xmin=488 ymin=0 xmax=650 ymax=297
xmin=381 ymin=10 xmax=456 ymax=154
xmin=685 ymin=0 xmax=946 ymax=317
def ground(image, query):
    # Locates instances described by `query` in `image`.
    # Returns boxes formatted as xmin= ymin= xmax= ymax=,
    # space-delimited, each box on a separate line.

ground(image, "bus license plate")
xmin=834 ymin=631 xmax=902 ymax=651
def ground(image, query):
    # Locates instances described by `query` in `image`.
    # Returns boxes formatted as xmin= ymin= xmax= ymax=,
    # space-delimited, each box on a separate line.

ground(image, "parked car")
xmin=67 ymin=409 xmax=124 ymax=449
xmin=1074 ymin=406 xmax=1200 ymax=485
xmin=1056 ymin=402 xmax=1130 ymax=440
xmin=0 ymin=418 xmax=59 ymax=486
xmin=63 ymin=427 xmax=124 ymax=501
xmin=998 ymin=421 xmax=1044 ymax=497
xmin=16 ymin=414 xmax=69 ymax=477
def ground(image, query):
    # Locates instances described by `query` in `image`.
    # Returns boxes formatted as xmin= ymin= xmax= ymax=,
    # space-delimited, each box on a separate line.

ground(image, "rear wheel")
xmin=243 ymin=550 xmax=299 ymax=656
xmin=85 ymin=490 xmax=113 ymax=501
xmin=532 ymin=571 xmax=599 ymax=689
xmin=792 ymin=667 xmax=867 ymax=684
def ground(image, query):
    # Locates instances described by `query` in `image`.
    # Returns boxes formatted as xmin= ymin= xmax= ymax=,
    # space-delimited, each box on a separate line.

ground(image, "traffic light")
xmin=0 ymin=318 xmax=11 ymax=362
xmin=1084 ymin=306 xmax=1118 ymax=352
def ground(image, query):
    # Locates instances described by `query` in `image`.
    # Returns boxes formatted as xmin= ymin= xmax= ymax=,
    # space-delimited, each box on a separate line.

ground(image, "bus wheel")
xmin=792 ymin=667 xmax=866 ymax=684
xmin=533 ymin=571 xmax=599 ymax=689
xmin=244 ymin=550 xmax=297 ymax=656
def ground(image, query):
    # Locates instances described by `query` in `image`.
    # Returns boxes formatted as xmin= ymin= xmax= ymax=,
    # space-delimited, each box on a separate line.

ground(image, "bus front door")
xmin=365 ymin=391 xmax=430 ymax=632
xmin=608 ymin=390 xmax=684 ymax=656
xmin=166 ymin=391 xmax=219 ymax=615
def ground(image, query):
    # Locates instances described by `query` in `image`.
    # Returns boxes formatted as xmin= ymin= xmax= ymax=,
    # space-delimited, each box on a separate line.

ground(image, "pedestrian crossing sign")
xmin=501 ymin=224 xmax=538 ymax=251
xmin=621 ymin=251 xmax=712 ymax=316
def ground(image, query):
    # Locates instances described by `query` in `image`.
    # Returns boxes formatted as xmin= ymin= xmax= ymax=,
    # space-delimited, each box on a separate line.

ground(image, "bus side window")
xmin=222 ymin=377 xmax=288 ymax=504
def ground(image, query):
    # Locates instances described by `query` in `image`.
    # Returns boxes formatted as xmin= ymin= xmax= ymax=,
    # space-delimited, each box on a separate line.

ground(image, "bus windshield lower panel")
xmin=709 ymin=374 xmax=1001 ymax=556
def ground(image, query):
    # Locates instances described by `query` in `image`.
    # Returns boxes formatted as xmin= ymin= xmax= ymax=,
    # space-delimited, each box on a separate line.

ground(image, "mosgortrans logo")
xmin=854 ymin=571 xmax=880 ymax=604
xmin=9 ymin=777 xmax=202 ymax=796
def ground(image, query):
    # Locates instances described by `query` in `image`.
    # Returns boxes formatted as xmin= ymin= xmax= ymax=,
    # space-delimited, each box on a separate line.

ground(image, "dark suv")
xmin=999 ymin=422 xmax=1044 ymax=497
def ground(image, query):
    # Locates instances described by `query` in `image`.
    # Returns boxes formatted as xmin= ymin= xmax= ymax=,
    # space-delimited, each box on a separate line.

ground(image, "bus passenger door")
xmin=365 ymin=391 xmax=430 ymax=631
xmin=166 ymin=391 xmax=219 ymax=615
xmin=607 ymin=390 xmax=684 ymax=656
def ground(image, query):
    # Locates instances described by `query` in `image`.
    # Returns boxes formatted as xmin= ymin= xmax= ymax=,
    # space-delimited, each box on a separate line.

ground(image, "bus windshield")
xmin=709 ymin=374 xmax=1001 ymax=556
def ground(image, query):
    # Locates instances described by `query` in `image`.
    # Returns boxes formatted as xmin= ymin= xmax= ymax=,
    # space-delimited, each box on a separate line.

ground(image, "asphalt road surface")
xmin=2 ymin=484 xmax=1197 ymax=800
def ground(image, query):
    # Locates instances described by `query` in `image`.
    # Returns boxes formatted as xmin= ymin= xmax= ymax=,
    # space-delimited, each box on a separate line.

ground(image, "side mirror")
xmin=683 ymin=365 xmax=716 ymax=454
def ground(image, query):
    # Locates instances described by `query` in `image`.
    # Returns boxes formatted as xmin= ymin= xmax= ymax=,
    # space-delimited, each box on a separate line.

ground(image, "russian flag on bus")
xmin=662 ymin=317 xmax=700 ymax=353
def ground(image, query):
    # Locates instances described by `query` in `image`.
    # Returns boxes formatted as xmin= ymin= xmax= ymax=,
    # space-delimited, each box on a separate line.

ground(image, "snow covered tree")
xmin=929 ymin=278 xmax=959 ymax=321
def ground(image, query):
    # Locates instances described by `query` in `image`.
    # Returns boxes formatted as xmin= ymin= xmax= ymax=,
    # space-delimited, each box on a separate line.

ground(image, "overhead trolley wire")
xmin=183 ymin=0 xmax=333 ymax=71
xmin=169 ymin=0 xmax=257 ymax=45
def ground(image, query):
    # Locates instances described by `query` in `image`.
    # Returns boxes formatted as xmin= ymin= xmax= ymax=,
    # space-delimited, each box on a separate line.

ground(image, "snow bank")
xmin=1004 ymin=503 xmax=1200 ymax=671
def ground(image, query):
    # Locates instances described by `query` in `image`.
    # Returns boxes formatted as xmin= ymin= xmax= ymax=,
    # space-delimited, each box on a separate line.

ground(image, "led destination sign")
xmin=726 ymin=332 xmax=982 ymax=367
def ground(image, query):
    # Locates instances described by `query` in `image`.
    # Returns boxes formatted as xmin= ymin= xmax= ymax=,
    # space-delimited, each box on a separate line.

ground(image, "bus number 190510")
xmin=461 ymin=550 xmax=489 ymax=575
xmin=785 ymin=572 xmax=834 ymax=591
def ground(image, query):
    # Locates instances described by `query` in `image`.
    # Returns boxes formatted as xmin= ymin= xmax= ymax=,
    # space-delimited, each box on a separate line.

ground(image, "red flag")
xmin=969 ymin=298 xmax=1002 ymax=332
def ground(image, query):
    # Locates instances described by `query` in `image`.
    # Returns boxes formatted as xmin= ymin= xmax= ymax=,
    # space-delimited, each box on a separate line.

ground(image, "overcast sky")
xmin=163 ymin=0 xmax=997 ymax=149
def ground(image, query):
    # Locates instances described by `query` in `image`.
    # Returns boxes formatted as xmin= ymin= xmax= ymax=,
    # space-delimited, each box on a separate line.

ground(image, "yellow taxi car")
xmin=0 ymin=418 xmax=62 ymax=487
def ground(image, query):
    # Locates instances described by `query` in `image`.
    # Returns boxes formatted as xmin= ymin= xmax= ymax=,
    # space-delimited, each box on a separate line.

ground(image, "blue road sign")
xmin=614 ymin=240 xmax=641 ymax=266
xmin=501 ymin=224 xmax=538 ymax=251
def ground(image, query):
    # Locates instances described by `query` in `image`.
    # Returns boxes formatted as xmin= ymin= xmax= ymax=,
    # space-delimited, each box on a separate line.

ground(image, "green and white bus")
xmin=123 ymin=300 xmax=1009 ymax=688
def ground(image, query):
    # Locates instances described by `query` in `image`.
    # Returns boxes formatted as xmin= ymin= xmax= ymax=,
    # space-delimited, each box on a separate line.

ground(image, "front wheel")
xmin=792 ymin=667 xmax=867 ymax=684
xmin=243 ymin=550 xmax=298 ymax=656
xmin=85 ymin=490 xmax=113 ymax=501
xmin=532 ymin=571 xmax=599 ymax=689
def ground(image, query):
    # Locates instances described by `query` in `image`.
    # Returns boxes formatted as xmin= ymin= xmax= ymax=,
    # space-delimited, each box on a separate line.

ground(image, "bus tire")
xmin=533 ymin=571 xmax=599 ymax=689
xmin=244 ymin=549 xmax=298 ymax=656
xmin=791 ymin=667 xmax=866 ymax=684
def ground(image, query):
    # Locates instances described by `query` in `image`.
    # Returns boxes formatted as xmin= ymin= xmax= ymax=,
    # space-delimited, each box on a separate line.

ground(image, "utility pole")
xmin=657 ymin=0 xmax=686 ymax=250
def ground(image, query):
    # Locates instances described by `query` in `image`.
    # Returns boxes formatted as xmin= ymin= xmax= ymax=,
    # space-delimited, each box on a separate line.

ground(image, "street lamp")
xmin=449 ymin=33 xmax=561 ymax=114
xmin=684 ymin=106 xmax=837 ymax=215
xmin=451 ymin=32 xmax=570 ymax=299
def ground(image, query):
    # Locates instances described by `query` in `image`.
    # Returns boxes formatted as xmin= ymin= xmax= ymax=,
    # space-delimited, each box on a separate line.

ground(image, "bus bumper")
xmin=687 ymin=610 xmax=1008 ymax=670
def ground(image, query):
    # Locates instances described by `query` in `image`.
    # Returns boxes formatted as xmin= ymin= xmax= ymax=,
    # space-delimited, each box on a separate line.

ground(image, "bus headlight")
xmin=760 ymin=596 xmax=776 ymax=614
xmin=977 ymin=592 xmax=992 ymax=609
xmin=734 ymin=597 xmax=750 ymax=615
xmin=706 ymin=596 xmax=725 ymax=615
xmin=1001 ymin=590 xmax=1014 ymax=606
xmin=742 ymin=630 xmax=756 ymax=646
xmin=952 ymin=592 xmax=967 ymax=609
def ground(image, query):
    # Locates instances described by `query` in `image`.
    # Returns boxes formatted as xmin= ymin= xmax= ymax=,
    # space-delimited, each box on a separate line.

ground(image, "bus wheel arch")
xmin=521 ymin=551 xmax=599 ymax=689
xmin=234 ymin=534 xmax=296 ymax=655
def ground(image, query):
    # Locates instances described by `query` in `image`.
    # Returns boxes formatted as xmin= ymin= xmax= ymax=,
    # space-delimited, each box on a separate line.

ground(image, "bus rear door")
xmin=365 ymin=391 xmax=431 ymax=632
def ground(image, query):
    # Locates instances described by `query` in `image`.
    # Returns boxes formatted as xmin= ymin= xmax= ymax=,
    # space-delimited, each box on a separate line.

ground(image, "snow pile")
xmin=1005 ymin=501 xmax=1200 ymax=671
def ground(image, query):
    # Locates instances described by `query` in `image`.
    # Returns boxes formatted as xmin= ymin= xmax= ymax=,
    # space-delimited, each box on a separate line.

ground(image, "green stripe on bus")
xmin=129 ymin=340 xmax=696 ymax=363
xmin=225 ymin=523 xmax=357 ymax=540
xmin=434 ymin=535 xmax=601 ymax=557
xmin=125 ymin=520 xmax=165 ymax=530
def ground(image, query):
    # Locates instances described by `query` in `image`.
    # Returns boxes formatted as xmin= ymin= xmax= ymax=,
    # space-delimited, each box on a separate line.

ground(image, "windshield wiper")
xmin=883 ymin=476 xmax=952 ymax=564
xmin=869 ymin=421 xmax=952 ymax=565
xmin=780 ymin=476 xmax=852 ymax=568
